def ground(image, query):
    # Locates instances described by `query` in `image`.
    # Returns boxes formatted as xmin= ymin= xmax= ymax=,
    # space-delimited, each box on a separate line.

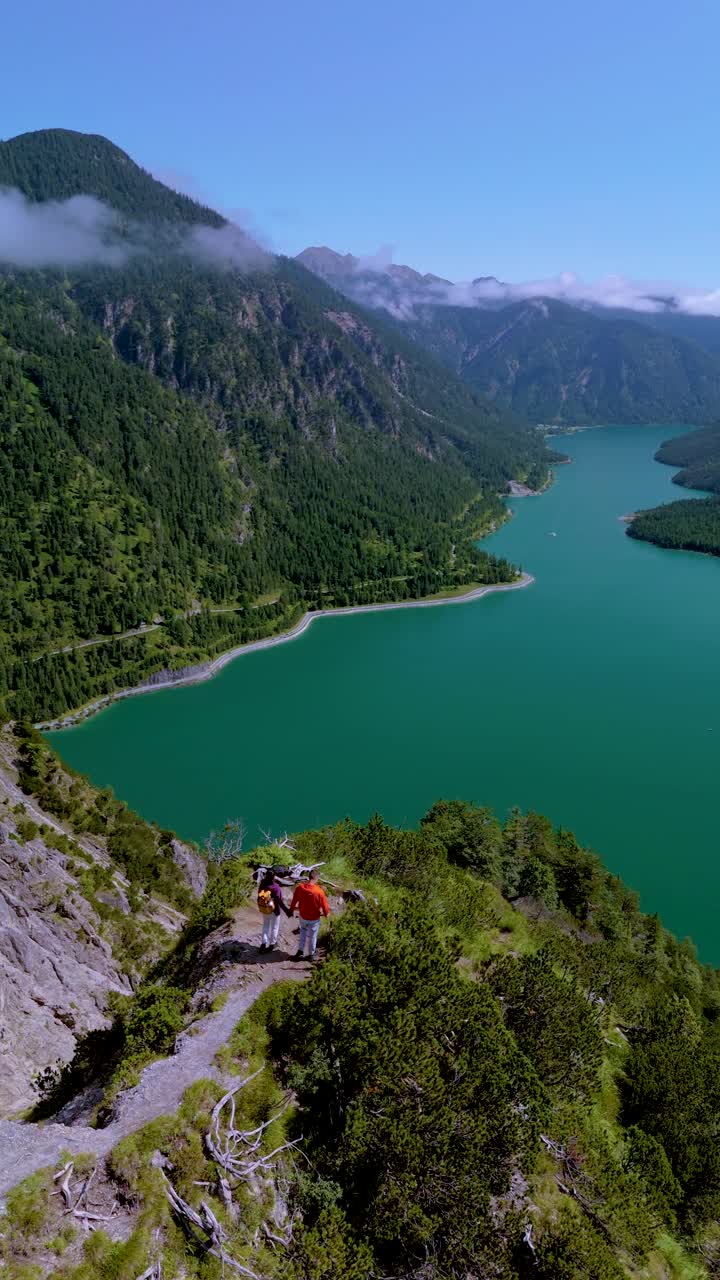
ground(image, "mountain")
xmin=297 ymin=246 xmax=720 ymax=425
xmin=2 ymin=738 xmax=720 ymax=1278
xmin=296 ymin=245 xmax=452 ymax=290
xmin=400 ymin=298 xmax=720 ymax=425
xmin=295 ymin=245 xmax=359 ymax=279
xmin=0 ymin=128 xmax=223 ymax=227
xmin=0 ymin=130 xmax=550 ymax=720
xmin=296 ymin=243 xmax=457 ymax=317
xmin=620 ymin=310 xmax=720 ymax=357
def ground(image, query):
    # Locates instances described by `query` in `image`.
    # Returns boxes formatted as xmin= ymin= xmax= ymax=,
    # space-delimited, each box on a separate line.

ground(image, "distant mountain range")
xmin=296 ymin=246 xmax=720 ymax=425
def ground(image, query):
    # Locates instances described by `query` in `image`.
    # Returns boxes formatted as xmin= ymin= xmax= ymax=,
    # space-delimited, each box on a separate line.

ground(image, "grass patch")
xmin=642 ymin=1233 xmax=708 ymax=1280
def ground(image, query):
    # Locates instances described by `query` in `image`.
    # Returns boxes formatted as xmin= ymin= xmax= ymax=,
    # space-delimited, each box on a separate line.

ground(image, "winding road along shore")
xmin=38 ymin=573 xmax=534 ymax=731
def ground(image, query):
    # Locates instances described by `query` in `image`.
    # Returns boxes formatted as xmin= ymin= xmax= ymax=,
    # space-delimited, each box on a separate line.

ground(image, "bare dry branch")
xmin=72 ymin=1164 xmax=97 ymax=1212
xmin=135 ymin=1262 xmax=163 ymax=1280
xmin=53 ymin=1161 xmax=74 ymax=1210
xmin=207 ymin=1246 xmax=259 ymax=1278
xmin=161 ymin=1171 xmax=258 ymax=1280
xmin=523 ymin=1222 xmax=537 ymax=1258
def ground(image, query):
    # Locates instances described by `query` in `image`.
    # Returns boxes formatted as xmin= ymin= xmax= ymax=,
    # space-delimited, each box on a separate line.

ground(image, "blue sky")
xmin=3 ymin=0 xmax=718 ymax=286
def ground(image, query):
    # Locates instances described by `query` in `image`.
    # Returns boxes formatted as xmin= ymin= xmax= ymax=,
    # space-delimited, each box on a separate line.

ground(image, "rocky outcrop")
xmin=0 ymin=818 xmax=132 ymax=1116
xmin=0 ymin=903 xmax=312 ymax=1201
xmin=0 ymin=728 xmax=205 ymax=1117
xmin=171 ymin=836 xmax=208 ymax=899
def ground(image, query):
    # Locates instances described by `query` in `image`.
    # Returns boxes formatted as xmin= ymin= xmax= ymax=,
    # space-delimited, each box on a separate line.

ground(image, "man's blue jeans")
xmin=298 ymin=917 xmax=321 ymax=956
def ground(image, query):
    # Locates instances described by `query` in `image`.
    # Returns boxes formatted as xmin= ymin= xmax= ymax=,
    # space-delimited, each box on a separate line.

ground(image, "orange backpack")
xmin=257 ymin=888 xmax=274 ymax=915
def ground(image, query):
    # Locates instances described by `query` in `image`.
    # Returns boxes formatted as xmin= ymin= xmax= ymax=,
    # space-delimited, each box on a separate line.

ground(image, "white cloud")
xmin=0 ymin=189 xmax=131 ymax=268
xmin=676 ymin=289 xmax=720 ymax=316
xmin=0 ymin=188 xmax=266 ymax=272
xmin=337 ymin=248 xmax=720 ymax=318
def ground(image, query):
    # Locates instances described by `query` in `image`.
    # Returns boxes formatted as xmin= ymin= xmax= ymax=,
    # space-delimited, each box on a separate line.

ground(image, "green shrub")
xmin=516 ymin=1206 xmax=625 ymax=1278
xmin=487 ymin=948 xmax=604 ymax=1098
xmin=15 ymin=817 xmax=39 ymax=843
xmin=285 ymin=1205 xmax=374 ymax=1280
xmin=272 ymin=902 xmax=546 ymax=1275
xmin=123 ymin=983 xmax=190 ymax=1058
xmin=422 ymin=798 xmax=503 ymax=879
xmin=517 ymin=855 xmax=558 ymax=908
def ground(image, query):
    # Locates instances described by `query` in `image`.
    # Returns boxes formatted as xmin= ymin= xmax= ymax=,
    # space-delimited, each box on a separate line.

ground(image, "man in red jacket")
xmin=289 ymin=869 xmax=331 ymax=961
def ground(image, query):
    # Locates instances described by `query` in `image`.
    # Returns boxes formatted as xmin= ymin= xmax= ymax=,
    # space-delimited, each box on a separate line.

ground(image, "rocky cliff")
xmin=0 ymin=726 xmax=204 ymax=1116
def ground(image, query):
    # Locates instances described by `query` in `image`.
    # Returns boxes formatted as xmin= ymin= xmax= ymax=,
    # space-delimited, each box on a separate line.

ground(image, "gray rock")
xmin=171 ymin=837 xmax=207 ymax=898
xmin=0 ymin=831 xmax=132 ymax=1116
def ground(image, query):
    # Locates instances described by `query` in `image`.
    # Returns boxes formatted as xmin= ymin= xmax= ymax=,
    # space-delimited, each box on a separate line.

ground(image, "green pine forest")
xmin=0 ymin=130 xmax=550 ymax=721
xmin=625 ymin=425 xmax=720 ymax=556
xmin=627 ymin=497 xmax=720 ymax=556
xmin=655 ymin=425 xmax=720 ymax=493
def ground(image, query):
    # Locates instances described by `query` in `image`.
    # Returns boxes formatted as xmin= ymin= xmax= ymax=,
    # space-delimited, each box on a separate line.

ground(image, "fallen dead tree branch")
xmin=262 ymin=1219 xmax=294 ymax=1248
xmin=136 ymin=1063 xmax=301 ymax=1276
xmin=135 ymin=1264 xmax=163 ymax=1280
xmin=51 ymin=1160 xmax=114 ymax=1233
xmin=253 ymin=860 xmax=323 ymax=886
xmin=540 ymin=1134 xmax=612 ymax=1240
xmin=52 ymin=1160 xmax=74 ymax=1210
xmin=162 ymin=1172 xmax=259 ymax=1278
xmin=204 ymin=1065 xmax=301 ymax=1181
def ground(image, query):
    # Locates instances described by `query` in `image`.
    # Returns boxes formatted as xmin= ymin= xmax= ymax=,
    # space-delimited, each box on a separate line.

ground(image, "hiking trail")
xmin=0 ymin=905 xmax=312 ymax=1201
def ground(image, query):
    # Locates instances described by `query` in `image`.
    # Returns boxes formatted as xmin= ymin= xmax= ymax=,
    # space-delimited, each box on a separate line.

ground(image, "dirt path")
xmin=0 ymin=911 xmax=311 ymax=1202
xmin=39 ymin=573 xmax=534 ymax=730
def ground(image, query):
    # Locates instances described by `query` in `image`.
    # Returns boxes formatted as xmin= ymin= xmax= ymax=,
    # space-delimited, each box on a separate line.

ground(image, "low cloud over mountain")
xmin=296 ymin=245 xmax=720 ymax=318
xmin=0 ymin=187 xmax=265 ymax=270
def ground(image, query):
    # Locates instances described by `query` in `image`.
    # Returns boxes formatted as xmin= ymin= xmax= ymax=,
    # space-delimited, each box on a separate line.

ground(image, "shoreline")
xmin=38 ymin=573 xmax=535 ymax=731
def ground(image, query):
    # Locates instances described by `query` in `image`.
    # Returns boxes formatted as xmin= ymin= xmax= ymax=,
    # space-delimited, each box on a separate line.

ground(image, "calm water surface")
xmin=49 ymin=427 xmax=720 ymax=959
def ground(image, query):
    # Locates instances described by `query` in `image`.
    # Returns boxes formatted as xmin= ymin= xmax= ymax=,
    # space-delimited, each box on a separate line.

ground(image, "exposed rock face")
xmin=171 ymin=837 xmax=208 ymax=899
xmin=0 ymin=819 xmax=131 ymax=1116
xmin=0 ymin=728 xmax=205 ymax=1117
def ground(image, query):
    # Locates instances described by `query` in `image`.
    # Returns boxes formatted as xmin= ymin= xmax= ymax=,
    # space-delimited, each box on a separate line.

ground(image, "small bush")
xmin=123 ymin=984 xmax=190 ymax=1058
xmin=15 ymin=817 xmax=39 ymax=843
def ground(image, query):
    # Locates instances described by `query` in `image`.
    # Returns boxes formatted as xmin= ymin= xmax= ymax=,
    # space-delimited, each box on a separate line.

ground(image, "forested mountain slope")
xmin=297 ymin=247 xmax=720 ymax=425
xmin=2 ymin=742 xmax=720 ymax=1279
xmin=655 ymin=423 xmax=720 ymax=492
xmin=0 ymin=129 xmax=223 ymax=227
xmin=627 ymin=309 xmax=720 ymax=357
xmin=0 ymin=130 xmax=550 ymax=720
xmin=399 ymin=298 xmax=720 ymax=425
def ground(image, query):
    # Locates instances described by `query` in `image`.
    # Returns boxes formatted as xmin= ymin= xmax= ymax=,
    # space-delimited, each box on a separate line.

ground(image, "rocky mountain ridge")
xmin=296 ymin=244 xmax=720 ymax=424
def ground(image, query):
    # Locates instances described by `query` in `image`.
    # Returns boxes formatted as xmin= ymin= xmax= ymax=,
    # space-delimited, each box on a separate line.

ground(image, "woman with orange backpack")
xmin=257 ymin=870 xmax=285 ymax=952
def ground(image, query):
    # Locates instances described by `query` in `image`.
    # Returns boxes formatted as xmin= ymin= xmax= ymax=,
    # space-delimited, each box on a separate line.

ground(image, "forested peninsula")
xmin=627 ymin=497 xmax=720 ymax=556
xmin=626 ymin=424 xmax=720 ymax=556
xmin=655 ymin=424 xmax=720 ymax=493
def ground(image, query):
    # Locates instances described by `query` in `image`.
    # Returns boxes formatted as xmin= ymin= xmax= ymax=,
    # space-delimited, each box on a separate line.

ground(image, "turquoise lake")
xmin=49 ymin=426 xmax=720 ymax=960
